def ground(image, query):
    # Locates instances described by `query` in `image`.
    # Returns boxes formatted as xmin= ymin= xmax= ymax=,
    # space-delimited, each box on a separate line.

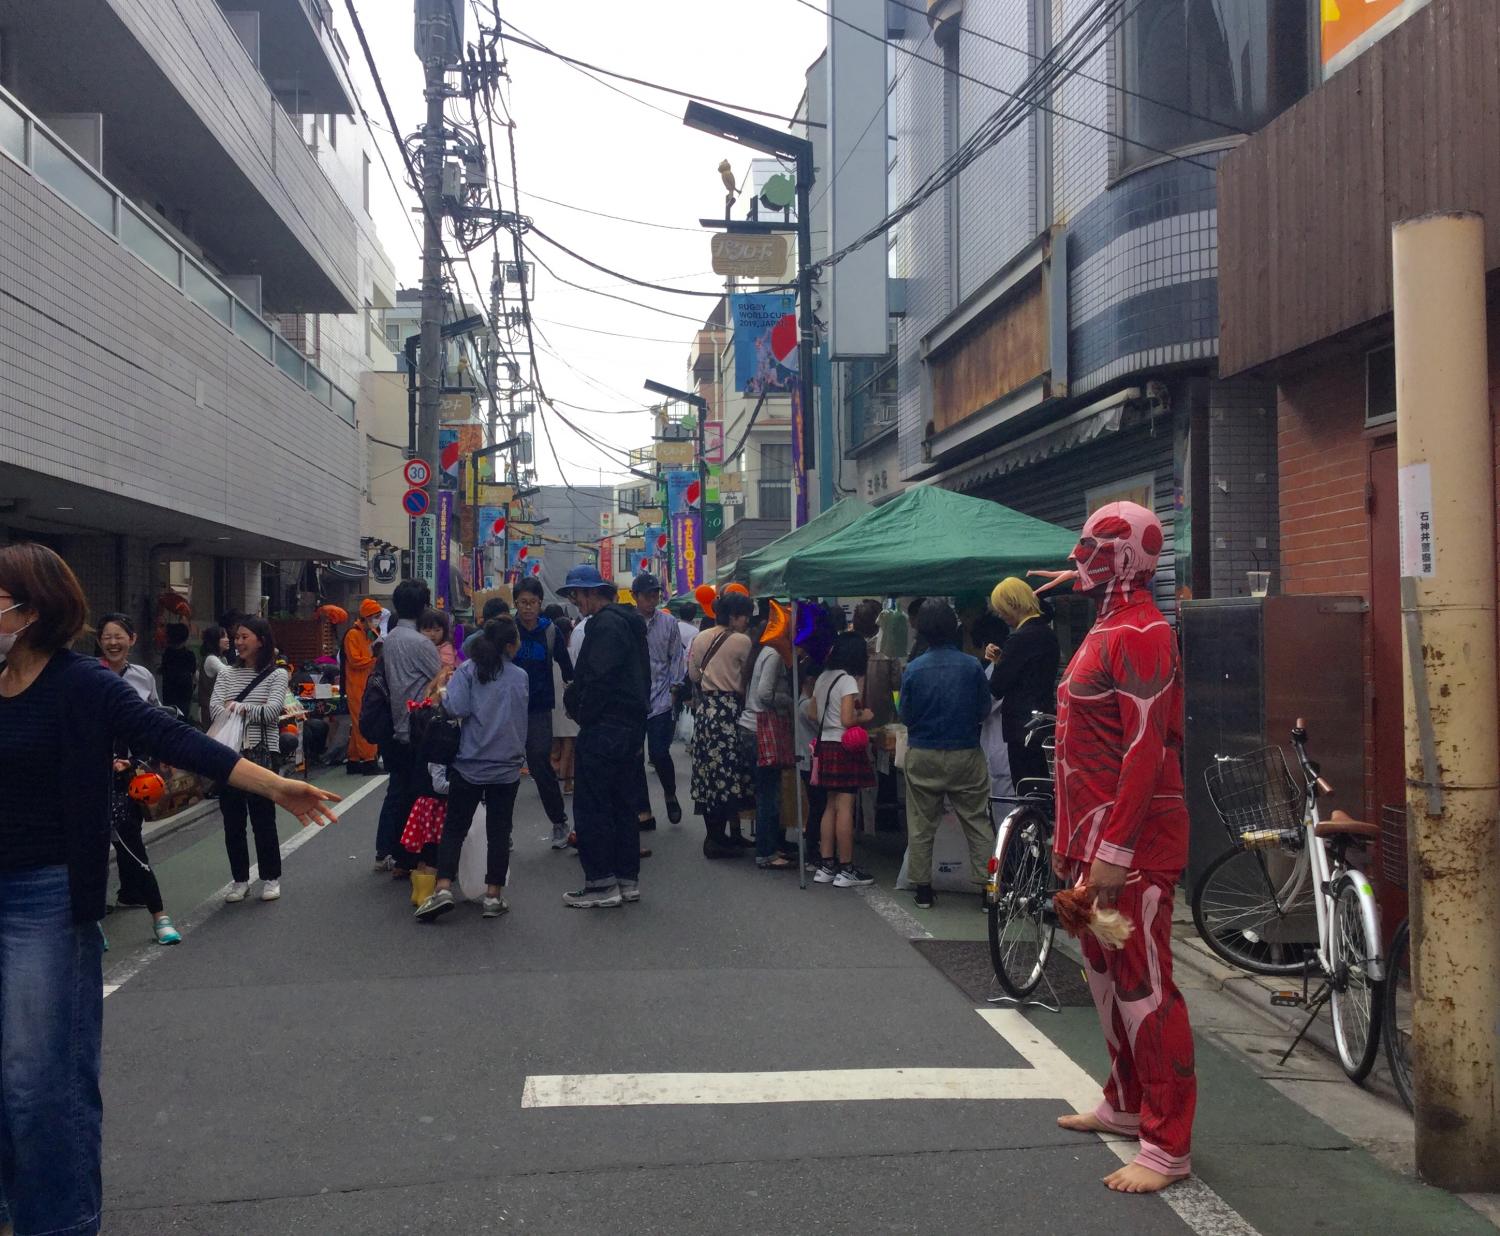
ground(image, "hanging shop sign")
xmin=654 ymin=440 xmax=696 ymax=467
xmin=369 ymin=545 xmax=400 ymax=583
xmin=672 ymin=512 xmax=702 ymax=595
xmin=414 ymin=514 xmax=437 ymax=594
xmin=438 ymin=393 xmax=474 ymax=422
xmin=639 ymin=506 xmax=664 ymax=525
xmin=599 ymin=510 xmax=615 ymax=536
xmin=600 ymin=537 xmax=615 ymax=582
xmin=730 ymin=292 xmax=798 ymax=394
xmin=721 ymin=489 xmax=745 ymax=508
xmin=710 ymin=232 xmax=789 ymax=278
xmin=703 ymin=502 xmax=724 ymax=542
xmin=435 ymin=491 xmax=454 ymax=609
xmin=703 ymin=420 xmax=724 ymax=464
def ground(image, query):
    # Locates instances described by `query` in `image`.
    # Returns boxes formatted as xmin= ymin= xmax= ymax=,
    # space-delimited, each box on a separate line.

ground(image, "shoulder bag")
xmin=359 ymin=654 xmax=394 ymax=747
xmin=688 ymin=630 xmax=730 ymax=708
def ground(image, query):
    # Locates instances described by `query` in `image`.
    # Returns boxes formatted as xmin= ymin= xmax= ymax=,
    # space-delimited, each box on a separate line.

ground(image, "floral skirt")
xmin=400 ymin=795 xmax=447 ymax=852
xmin=690 ymin=691 xmax=754 ymax=815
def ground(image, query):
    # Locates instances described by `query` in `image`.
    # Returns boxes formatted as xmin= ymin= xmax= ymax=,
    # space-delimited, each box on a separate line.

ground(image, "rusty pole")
xmin=1393 ymin=210 xmax=1500 ymax=1190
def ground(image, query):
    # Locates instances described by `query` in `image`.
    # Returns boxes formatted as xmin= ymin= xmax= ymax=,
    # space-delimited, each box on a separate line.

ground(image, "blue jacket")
xmin=468 ymin=615 xmax=573 ymax=712
xmin=899 ymin=645 xmax=990 ymax=751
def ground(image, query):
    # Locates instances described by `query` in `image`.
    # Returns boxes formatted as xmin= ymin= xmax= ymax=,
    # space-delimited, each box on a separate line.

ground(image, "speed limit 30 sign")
xmin=403 ymin=458 xmax=433 ymax=488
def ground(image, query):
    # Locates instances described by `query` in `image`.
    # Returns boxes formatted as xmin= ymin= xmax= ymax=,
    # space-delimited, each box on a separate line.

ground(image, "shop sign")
xmin=369 ymin=546 xmax=400 ymax=583
xmin=414 ymin=515 xmax=437 ymax=594
xmin=703 ymin=421 xmax=724 ymax=464
xmin=599 ymin=510 xmax=614 ymax=536
xmin=655 ymin=440 xmax=696 ymax=467
xmin=1398 ymin=462 xmax=1435 ymax=578
xmin=600 ymin=537 xmax=614 ymax=582
xmin=721 ymin=490 xmax=745 ymax=508
xmin=710 ymin=232 xmax=789 ymax=278
xmin=435 ymin=491 xmax=454 ymax=609
xmin=672 ymin=512 xmax=701 ymax=595
xmin=439 ymin=393 xmax=474 ymax=422
xmin=703 ymin=502 xmax=724 ymax=541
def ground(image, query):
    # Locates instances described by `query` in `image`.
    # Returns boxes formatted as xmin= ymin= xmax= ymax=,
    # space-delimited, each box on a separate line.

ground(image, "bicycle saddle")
xmin=1314 ymin=810 xmax=1380 ymax=840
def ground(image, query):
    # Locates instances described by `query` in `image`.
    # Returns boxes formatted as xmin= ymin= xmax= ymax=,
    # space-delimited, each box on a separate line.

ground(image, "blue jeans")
xmin=754 ymin=765 xmax=785 ymax=861
xmin=0 ymin=866 xmax=104 ymax=1236
xmin=574 ymin=723 xmax=643 ymax=886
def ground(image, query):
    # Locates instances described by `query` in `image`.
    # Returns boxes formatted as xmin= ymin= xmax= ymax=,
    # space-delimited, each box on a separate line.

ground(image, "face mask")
xmin=0 ymin=602 xmax=32 ymax=658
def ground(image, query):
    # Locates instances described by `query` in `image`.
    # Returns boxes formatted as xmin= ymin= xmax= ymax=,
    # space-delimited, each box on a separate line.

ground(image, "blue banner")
xmin=664 ymin=470 xmax=699 ymax=517
xmin=730 ymin=292 xmax=798 ymax=394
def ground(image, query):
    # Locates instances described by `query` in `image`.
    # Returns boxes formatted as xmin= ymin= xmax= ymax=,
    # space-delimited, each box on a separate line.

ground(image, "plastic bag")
xmin=674 ymin=707 xmax=694 ymax=748
xmin=454 ymin=803 xmax=490 ymax=901
xmin=206 ymin=710 xmax=245 ymax=754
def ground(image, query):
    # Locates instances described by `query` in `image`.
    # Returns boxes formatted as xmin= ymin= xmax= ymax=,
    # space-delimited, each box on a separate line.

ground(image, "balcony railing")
xmin=0 ymin=83 xmax=356 ymax=426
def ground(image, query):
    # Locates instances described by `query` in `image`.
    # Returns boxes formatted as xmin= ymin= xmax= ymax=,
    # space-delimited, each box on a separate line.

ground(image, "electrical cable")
xmin=521 ymin=239 xmax=713 ymax=325
xmin=494 ymin=183 xmax=704 ymax=233
xmin=529 ymin=223 xmax=780 ymax=298
xmin=497 ymin=28 xmax=826 ymax=129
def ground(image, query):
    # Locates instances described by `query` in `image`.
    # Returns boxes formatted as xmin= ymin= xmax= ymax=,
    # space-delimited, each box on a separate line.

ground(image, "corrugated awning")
xmin=936 ymin=391 xmax=1137 ymax=494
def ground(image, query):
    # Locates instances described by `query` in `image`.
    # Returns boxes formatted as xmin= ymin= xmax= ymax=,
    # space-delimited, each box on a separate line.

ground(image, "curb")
xmin=143 ymin=798 xmax=220 ymax=846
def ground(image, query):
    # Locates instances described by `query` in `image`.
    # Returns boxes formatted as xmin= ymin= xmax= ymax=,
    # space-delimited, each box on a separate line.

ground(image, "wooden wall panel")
xmin=1220 ymin=0 xmax=1500 ymax=375
xmin=930 ymin=275 xmax=1046 ymax=434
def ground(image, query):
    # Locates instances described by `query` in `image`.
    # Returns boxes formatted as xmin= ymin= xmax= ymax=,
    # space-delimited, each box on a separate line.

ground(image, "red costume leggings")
xmin=1077 ymin=865 xmax=1196 ymax=1175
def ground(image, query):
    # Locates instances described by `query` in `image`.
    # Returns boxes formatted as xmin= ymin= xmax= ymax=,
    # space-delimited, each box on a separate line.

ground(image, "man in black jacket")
xmin=560 ymin=565 xmax=650 ymax=908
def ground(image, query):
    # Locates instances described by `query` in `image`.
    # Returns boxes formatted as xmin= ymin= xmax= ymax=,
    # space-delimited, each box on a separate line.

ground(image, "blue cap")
xmin=560 ymin=563 xmax=609 ymax=596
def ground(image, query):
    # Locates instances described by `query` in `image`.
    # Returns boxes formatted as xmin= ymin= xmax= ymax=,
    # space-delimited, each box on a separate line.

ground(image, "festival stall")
xmin=734 ymin=496 xmax=871 ymax=595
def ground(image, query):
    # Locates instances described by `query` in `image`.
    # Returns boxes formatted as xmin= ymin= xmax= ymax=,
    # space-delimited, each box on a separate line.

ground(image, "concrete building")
xmin=0 ymin=0 xmax=380 ymax=633
xmin=879 ymin=0 xmax=1314 ymax=615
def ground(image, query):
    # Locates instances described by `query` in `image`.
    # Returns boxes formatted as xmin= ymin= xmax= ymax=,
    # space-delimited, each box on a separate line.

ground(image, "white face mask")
xmin=0 ymin=602 xmax=32 ymax=658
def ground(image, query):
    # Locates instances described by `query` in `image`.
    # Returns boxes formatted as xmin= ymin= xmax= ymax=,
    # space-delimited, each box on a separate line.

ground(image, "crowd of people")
xmin=0 ymin=497 xmax=1198 ymax=1233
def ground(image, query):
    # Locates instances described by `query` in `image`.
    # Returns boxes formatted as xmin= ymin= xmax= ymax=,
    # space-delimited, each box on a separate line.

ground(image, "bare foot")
xmin=1103 ymin=1162 xmax=1188 ymax=1194
xmin=1057 ymin=1111 xmax=1129 ymax=1135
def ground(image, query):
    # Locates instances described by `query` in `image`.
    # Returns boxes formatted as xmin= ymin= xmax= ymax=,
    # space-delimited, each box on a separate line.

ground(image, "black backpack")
xmin=359 ymin=654 xmax=394 ymax=747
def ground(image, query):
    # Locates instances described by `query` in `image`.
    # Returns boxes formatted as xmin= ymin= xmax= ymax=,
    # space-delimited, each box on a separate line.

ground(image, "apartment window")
xmin=1119 ymin=0 xmax=1311 ymax=172
xmin=758 ymin=443 xmax=792 ymax=522
xmin=362 ymin=152 xmax=372 ymax=214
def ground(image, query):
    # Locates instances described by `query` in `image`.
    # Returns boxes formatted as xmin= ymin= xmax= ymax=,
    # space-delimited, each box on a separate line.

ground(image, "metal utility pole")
xmin=414 ymin=0 xmax=456 ymax=522
xmin=1393 ymin=210 xmax=1500 ymax=1192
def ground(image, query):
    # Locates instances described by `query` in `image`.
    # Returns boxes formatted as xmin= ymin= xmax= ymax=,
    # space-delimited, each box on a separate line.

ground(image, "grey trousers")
xmin=902 ymin=746 xmax=994 ymax=887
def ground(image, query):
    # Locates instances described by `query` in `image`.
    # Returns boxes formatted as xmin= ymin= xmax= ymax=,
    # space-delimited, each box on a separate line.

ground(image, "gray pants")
xmin=903 ymin=746 xmax=994 ymax=887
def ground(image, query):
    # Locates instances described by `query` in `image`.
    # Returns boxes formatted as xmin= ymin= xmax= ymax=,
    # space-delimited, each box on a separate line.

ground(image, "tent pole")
xmin=792 ymin=600 xmax=807 ymax=890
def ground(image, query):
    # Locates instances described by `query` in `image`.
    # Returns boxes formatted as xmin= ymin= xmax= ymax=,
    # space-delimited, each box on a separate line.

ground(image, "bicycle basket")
xmin=1204 ymin=746 xmax=1306 ymax=851
xmin=1380 ymin=805 xmax=1409 ymax=890
xmin=1042 ymin=735 xmax=1056 ymax=780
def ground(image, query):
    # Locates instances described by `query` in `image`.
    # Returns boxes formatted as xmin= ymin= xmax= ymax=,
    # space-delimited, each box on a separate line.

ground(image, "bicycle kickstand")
xmin=1277 ymin=982 xmax=1331 ymax=1067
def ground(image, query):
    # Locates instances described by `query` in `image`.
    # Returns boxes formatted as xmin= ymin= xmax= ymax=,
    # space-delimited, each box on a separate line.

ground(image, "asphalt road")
xmin=97 ymin=767 xmax=1198 ymax=1236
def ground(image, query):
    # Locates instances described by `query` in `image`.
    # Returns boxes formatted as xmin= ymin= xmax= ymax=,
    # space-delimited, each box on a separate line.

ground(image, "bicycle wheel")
xmin=987 ymin=806 xmax=1055 ymax=999
xmin=1191 ymin=846 xmax=1317 ymax=976
xmin=1383 ymin=919 xmax=1413 ymax=1110
xmin=1330 ymin=875 xmax=1383 ymax=1082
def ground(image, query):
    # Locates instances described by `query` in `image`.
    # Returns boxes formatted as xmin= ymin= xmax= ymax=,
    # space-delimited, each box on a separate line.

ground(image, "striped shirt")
xmin=210 ymin=664 xmax=290 ymax=753
xmin=643 ymin=607 xmax=686 ymax=718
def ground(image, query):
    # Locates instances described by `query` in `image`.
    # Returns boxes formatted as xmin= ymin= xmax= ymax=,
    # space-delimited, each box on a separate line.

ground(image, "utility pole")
xmin=1393 ymin=210 xmax=1500 ymax=1192
xmin=485 ymin=248 xmax=502 ymax=446
xmin=414 ymin=0 xmax=455 ymax=535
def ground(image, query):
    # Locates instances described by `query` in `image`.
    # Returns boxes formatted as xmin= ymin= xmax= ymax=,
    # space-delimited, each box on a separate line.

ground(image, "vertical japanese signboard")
xmin=435 ymin=491 xmax=454 ymax=608
xmin=414 ymin=515 xmax=437 ymax=597
xmin=672 ymin=512 xmax=701 ymax=595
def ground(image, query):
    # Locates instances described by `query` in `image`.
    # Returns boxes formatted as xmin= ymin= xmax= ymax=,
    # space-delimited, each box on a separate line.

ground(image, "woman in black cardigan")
xmin=983 ymin=577 xmax=1061 ymax=789
xmin=0 ymin=543 xmax=338 ymax=1236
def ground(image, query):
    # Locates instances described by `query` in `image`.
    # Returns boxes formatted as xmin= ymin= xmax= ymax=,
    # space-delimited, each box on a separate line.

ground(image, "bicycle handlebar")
xmin=1290 ymin=718 xmax=1333 ymax=795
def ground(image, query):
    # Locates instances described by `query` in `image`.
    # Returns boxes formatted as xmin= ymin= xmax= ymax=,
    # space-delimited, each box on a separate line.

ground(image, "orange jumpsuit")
xmin=343 ymin=624 xmax=377 ymax=762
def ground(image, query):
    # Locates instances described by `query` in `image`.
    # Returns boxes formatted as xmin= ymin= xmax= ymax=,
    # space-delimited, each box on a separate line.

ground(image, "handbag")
xmin=409 ymin=698 xmax=461 ymax=766
xmin=207 ymin=665 xmax=276 ymax=755
xmin=359 ymin=654 xmax=395 ymax=747
xmin=756 ymin=709 xmax=794 ymax=769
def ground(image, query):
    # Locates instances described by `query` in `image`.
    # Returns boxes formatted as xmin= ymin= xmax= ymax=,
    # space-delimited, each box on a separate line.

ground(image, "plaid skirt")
xmin=814 ymin=739 xmax=875 ymax=791
xmin=690 ymin=690 xmax=754 ymax=814
xmin=400 ymin=795 xmax=447 ymax=852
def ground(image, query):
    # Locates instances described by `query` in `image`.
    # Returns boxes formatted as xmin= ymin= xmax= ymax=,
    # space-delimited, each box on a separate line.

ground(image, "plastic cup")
xmin=1248 ymin=571 xmax=1270 ymax=597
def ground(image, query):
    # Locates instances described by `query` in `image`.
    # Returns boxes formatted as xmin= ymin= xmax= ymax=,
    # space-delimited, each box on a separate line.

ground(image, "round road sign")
xmin=403 ymin=458 xmax=433 ymax=488
xmin=402 ymin=487 xmax=431 ymax=517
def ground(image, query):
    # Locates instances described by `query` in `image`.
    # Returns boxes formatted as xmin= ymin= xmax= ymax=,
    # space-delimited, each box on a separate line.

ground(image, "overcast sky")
xmin=349 ymin=0 xmax=829 ymax=487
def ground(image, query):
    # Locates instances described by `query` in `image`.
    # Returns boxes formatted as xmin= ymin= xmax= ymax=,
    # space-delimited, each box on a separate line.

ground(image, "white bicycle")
xmin=1190 ymin=720 xmax=1386 ymax=1081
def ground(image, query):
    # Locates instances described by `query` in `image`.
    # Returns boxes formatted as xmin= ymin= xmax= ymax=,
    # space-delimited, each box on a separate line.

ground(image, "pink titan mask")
xmin=1071 ymin=501 xmax=1165 ymax=598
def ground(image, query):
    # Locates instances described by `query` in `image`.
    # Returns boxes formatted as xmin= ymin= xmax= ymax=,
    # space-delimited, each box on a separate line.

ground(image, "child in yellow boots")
xmin=403 ymin=761 xmax=449 ymax=906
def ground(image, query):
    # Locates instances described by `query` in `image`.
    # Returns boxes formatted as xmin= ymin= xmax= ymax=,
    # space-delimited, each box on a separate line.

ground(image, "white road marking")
xmin=523 ymin=1067 xmax=1065 ymax=1108
xmin=102 ymin=776 xmax=387 ymax=999
xmin=854 ymin=883 xmax=933 ymax=939
xmin=978 ymin=1009 xmax=1262 ymax=1236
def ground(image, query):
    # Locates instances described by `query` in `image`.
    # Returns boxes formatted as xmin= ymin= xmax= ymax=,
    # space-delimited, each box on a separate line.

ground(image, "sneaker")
xmin=372 ymin=856 xmax=395 ymax=875
xmin=665 ymin=798 xmax=683 ymax=825
xmin=913 ymin=884 xmax=935 ymax=910
xmin=639 ymin=817 xmax=658 ymax=832
xmin=834 ymin=865 xmax=875 ymax=889
xmin=702 ymin=837 xmax=739 ymax=860
xmin=260 ymin=880 xmax=281 ymax=901
xmin=813 ymin=861 xmax=838 ymax=884
xmin=415 ymin=888 xmax=457 ymax=922
xmin=153 ymin=915 xmax=182 ymax=946
xmin=562 ymin=883 xmax=623 ymax=909
xmin=481 ymin=895 xmax=509 ymax=918
xmin=550 ymin=821 xmax=571 ymax=850
xmin=619 ymin=878 xmax=640 ymax=903
xmin=225 ymin=881 xmax=250 ymax=902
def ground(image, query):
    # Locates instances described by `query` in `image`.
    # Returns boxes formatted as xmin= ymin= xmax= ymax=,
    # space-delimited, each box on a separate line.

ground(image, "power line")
xmin=494 ymin=183 xmax=704 ymax=233
xmin=522 ymin=239 xmax=713 ymax=325
xmin=497 ymin=28 xmax=826 ymax=129
xmin=533 ymin=316 xmax=694 ymax=345
xmin=529 ymin=223 xmax=765 ymax=298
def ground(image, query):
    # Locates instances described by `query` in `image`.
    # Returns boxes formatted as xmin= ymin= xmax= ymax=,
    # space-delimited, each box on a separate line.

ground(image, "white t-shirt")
xmin=676 ymin=619 xmax=699 ymax=661
xmin=813 ymin=670 xmax=859 ymax=741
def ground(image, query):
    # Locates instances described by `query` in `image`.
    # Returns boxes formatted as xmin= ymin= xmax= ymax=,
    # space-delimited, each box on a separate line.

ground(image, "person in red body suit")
xmin=1035 ymin=500 xmax=1195 ymax=1194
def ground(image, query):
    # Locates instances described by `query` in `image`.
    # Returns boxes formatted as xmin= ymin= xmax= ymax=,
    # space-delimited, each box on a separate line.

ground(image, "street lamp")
xmin=682 ymin=100 xmax=816 ymax=527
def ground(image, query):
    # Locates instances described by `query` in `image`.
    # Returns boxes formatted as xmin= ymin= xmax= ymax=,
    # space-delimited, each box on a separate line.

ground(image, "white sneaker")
xmin=225 ymin=881 xmax=250 ymax=902
xmin=619 ymin=878 xmax=641 ymax=903
xmin=833 ymin=865 xmax=874 ymax=889
xmin=813 ymin=862 xmax=838 ymax=885
xmin=260 ymin=880 xmax=281 ymax=901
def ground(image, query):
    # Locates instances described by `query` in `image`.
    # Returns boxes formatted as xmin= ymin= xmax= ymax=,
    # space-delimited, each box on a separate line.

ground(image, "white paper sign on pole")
xmin=1398 ymin=461 xmax=1435 ymax=578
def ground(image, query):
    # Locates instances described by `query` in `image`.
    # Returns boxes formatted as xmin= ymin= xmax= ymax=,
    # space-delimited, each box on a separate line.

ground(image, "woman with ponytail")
xmin=414 ymin=616 xmax=528 ymax=924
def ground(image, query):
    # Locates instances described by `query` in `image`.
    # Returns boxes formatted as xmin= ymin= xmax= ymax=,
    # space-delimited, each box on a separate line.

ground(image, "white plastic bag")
xmin=206 ymin=710 xmax=245 ymax=754
xmin=674 ymin=707 xmax=694 ymax=748
xmin=454 ymin=803 xmax=490 ymax=901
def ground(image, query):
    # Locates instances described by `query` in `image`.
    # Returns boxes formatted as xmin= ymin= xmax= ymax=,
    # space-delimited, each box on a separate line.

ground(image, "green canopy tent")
xmin=738 ymin=496 xmax=872 ymax=596
xmin=778 ymin=485 xmax=1077 ymax=598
